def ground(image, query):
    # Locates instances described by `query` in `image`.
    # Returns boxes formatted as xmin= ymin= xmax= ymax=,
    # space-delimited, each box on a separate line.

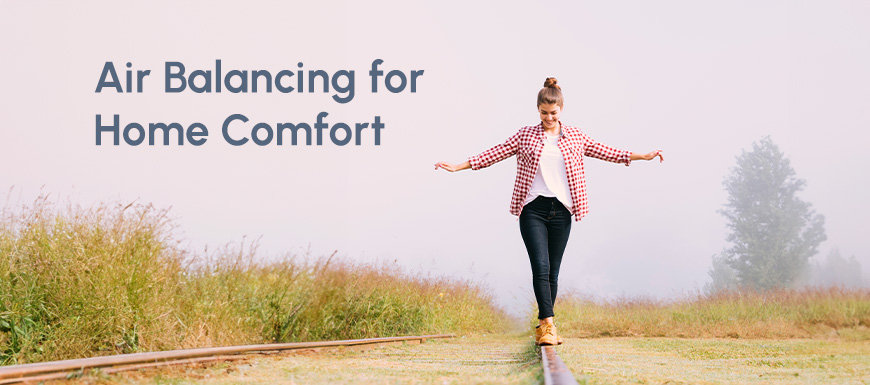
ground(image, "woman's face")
xmin=538 ymin=103 xmax=562 ymax=130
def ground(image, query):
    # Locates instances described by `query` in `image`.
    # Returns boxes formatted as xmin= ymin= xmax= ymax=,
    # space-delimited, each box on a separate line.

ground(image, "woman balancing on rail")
xmin=434 ymin=77 xmax=664 ymax=346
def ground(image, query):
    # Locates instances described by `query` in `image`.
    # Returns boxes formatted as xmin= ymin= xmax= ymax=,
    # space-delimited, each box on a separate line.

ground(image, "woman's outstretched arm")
xmin=435 ymin=130 xmax=520 ymax=172
xmin=581 ymin=130 xmax=663 ymax=166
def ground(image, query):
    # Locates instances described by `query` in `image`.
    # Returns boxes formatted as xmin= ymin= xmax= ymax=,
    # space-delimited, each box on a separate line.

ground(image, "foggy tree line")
xmin=706 ymin=136 xmax=866 ymax=293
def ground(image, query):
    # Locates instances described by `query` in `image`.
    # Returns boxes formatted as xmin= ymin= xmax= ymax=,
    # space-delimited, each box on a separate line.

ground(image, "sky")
xmin=1 ymin=0 xmax=868 ymax=315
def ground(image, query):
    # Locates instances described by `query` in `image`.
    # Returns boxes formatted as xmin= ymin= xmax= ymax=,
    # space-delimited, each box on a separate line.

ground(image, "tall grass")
xmin=0 ymin=197 xmax=510 ymax=364
xmin=548 ymin=288 xmax=870 ymax=339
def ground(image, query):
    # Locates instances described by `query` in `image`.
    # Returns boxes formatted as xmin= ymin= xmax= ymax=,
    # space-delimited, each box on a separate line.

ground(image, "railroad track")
xmin=0 ymin=334 xmax=581 ymax=384
xmin=540 ymin=345 xmax=580 ymax=385
xmin=0 ymin=334 xmax=453 ymax=384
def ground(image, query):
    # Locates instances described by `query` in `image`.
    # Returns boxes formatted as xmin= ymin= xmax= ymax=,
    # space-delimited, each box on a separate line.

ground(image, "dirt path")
xmin=50 ymin=333 xmax=541 ymax=385
xmin=46 ymin=335 xmax=869 ymax=384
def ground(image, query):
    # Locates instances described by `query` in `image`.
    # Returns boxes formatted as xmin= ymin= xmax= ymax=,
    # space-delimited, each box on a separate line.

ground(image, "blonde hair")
xmin=537 ymin=77 xmax=563 ymax=107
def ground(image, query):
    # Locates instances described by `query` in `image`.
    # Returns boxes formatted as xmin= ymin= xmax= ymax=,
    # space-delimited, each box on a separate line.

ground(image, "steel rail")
xmin=540 ymin=345 xmax=579 ymax=385
xmin=0 ymin=334 xmax=454 ymax=384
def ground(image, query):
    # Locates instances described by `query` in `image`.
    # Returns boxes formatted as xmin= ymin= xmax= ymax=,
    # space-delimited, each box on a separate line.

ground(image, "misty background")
xmin=1 ymin=0 xmax=868 ymax=315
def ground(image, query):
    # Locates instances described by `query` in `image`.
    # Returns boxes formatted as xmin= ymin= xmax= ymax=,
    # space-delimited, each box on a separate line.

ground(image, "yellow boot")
xmin=554 ymin=323 xmax=563 ymax=345
xmin=535 ymin=323 xmax=558 ymax=346
xmin=536 ymin=318 xmax=564 ymax=346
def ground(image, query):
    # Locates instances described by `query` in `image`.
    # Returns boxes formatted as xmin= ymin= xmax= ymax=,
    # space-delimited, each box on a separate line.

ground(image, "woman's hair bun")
xmin=537 ymin=77 xmax=564 ymax=107
xmin=543 ymin=77 xmax=559 ymax=89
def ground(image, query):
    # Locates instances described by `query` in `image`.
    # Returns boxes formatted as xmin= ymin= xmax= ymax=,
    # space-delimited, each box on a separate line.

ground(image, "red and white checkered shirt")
xmin=467 ymin=121 xmax=632 ymax=222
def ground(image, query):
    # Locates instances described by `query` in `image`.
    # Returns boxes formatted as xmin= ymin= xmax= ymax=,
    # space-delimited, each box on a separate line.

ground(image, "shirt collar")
xmin=537 ymin=120 xmax=565 ymax=139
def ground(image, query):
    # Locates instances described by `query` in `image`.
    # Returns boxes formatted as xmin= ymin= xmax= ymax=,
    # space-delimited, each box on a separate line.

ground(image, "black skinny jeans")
xmin=519 ymin=196 xmax=572 ymax=320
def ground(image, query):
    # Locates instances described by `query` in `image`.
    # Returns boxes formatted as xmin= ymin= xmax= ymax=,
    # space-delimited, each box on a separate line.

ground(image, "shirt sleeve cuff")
xmin=468 ymin=156 xmax=482 ymax=170
xmin=623 ymin=151 xmax=632 ymax=167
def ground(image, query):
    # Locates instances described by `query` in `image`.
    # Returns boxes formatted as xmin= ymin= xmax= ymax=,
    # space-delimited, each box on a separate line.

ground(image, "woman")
xmin=434 ymin=77 xmax=663 ymax=346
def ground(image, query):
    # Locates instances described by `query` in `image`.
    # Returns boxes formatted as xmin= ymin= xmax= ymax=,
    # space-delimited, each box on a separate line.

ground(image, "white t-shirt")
xmin=523 ymin=132 xmax=573 ymax=211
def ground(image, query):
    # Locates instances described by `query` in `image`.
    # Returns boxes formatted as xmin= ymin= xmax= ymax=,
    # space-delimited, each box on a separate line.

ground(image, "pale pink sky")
xmin=2 ymin=0 xmax=868 ymax=314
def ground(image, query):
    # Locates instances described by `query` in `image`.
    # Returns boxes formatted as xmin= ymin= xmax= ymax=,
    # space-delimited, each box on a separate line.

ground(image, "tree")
xmin=718 ymin=136 xmax=826 ymax=290
xmin=705 ymin=253 xmax=738 ymax=294
xmin=806 ymin=248 xmax=864 ymax=288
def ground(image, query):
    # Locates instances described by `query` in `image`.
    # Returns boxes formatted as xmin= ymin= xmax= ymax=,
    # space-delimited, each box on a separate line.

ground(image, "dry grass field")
xmin=4 ymin=198 xmax=869 ymax=384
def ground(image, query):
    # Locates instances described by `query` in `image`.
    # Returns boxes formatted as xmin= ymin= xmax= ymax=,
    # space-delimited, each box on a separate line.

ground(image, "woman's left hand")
xmin=643 ymin=150 xmax=664 ymax=162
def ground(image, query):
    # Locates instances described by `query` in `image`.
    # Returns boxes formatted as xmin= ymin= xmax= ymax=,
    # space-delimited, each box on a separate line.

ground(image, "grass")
xmin=4 ymin=193 xmax=869 ymax=384
xmin=0 ymin=196 xmax=512 ymax=365
xmin=549 ymin=288 xmax=870 ymax=339
xmin=558 ymin=337 xmax=870 ymax=385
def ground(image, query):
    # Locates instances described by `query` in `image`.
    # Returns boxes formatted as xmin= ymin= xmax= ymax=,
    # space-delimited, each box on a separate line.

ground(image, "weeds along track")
xmin=0 ymin=334 xmax=454 ymax=384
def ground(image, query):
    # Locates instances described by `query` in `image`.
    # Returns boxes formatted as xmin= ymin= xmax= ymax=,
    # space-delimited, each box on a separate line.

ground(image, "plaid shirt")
xmin=467 ymin=121 xmax=631 ymax=221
